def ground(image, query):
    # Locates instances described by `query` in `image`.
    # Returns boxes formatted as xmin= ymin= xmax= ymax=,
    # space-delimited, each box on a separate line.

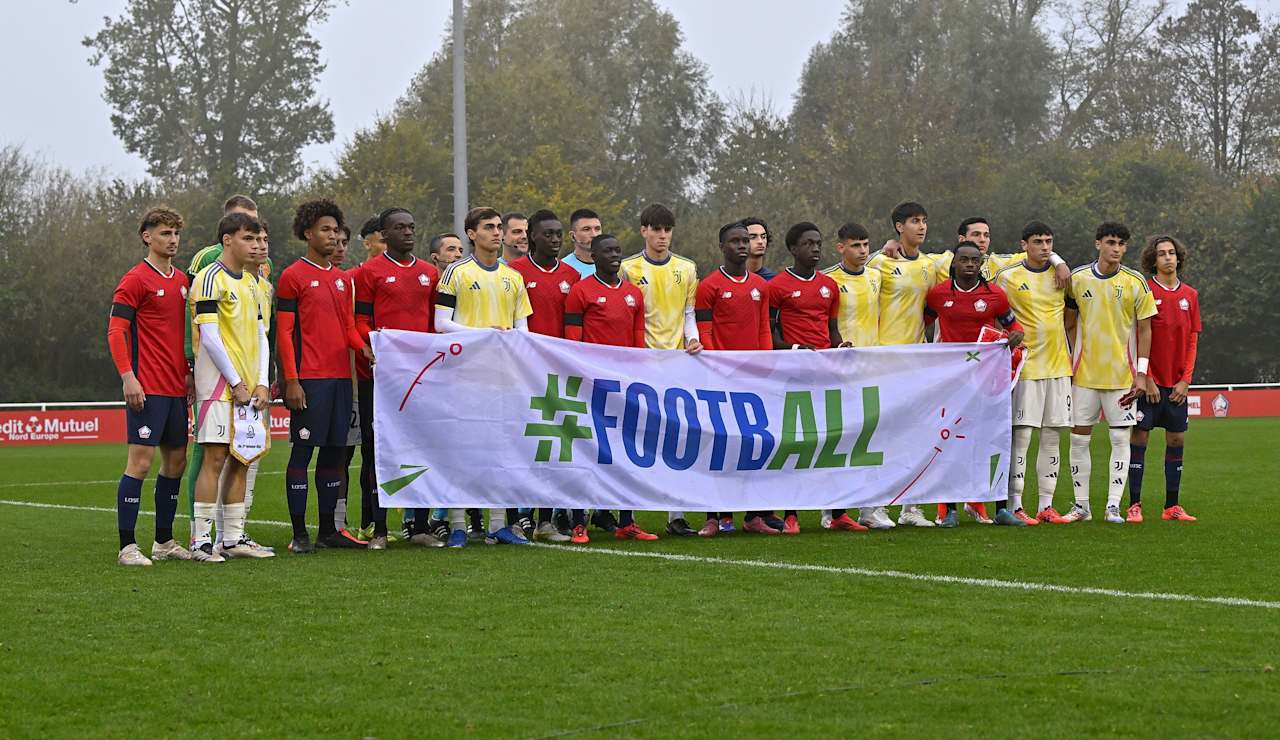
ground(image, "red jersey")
xmin=695 ymin=268 xmax=772 ymax=350
xmin=767 ymin=269 xmax=840 ymax=349
xmin=276 ymin=258 xmax=366 ymax=380
xmin=564 ymin=276 xmax=646 ymax=347
xmin=925 ymin=279 xmax=1021 ymax=343
xmin=507 ymin=256 xmax=580 ymax=337
xmin=108 ymin=259 xmax=190 ymax=396
xmin=1147 ymin=278 xmax=1201 ymax=387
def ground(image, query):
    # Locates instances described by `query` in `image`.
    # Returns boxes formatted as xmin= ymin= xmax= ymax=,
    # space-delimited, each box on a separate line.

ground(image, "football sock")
xmin=831 ymin=508 xmax=846 ymax=518
xmin=1008 ymin=426 xmax=1032 ymax=511
xmin=1069 ymin=432 xmax=1092 ymax=506
xmin=507 ymin=507 xmax=521 ymax=524
xmin=286 ymin=445 xmax=315 ymax=538
xmin=1037 ymin=428 xmax=1062 ymax=511
xmin=359 ymin=438 xmax=376 ymax=528
xmin=945 ymin=502 xmax=957 ymax=514
xmin=704 ymin=512 xmax=718 ymax=521
xmin=1164 ymin=445 xmax=1184 ymax=508
xmin=186 ymin=442 xmax=203 ymax=519
xmin=1127 ymin=443 xmax=1147 ymax=505
xmin=244 ymin=459 xmax=258 ymax=514
xmin=315 ymin=446 xmax=343 ymax=538
xmin=154 ymin=474 xmax=180 ymax=544
xmin=221 ymin=503 xmax=245 ymax=546
xmin=334 ymin=497 xmax=347 ymax=531
xmin=668 ymin=511 xmax=685 ymax=523
xmin=467 ymin=508 xmax=483 ymax=530
xmin=784 ymin=510 xmax=798 ymax=518
xmin=538 ymin=508 xmax=553 ymax=525
xmin=619 ymin=510 xmax=635 ymax=527
xmin=117 ymin=474 xmax=143 ymax=549
xmin=571 ymin=509 xmax=586 ymax=526
xmin=192 ymin=502 xmax=216 ymax=545
xmin=1106 ymin=427 xmax=1130 ymax=508
xmin=449 ymin=508 xmax=467 ymax=530
xmin=488 ymin=508 xmax=507 ymax=534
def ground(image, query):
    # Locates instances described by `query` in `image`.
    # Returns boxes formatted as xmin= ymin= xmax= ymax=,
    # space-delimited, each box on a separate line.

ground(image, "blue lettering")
xmin=695 ymin=389 xmax=729 ymax=471
xmin=622 ymin=383 xmax=660 ymax=467
xmin=730 ymin=392 xmax=774 ymax=470
xmin=590 ymin=379 xmax=621 ymax=464
xmin=662 ymin=388 xmax=701 ymax=470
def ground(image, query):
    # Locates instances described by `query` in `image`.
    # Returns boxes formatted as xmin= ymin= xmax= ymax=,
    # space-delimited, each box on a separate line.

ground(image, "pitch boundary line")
xmin=3 ymin=497 xmax=1277 ymax=611
xmin=0 ymin=466 xmax=359 ymax=489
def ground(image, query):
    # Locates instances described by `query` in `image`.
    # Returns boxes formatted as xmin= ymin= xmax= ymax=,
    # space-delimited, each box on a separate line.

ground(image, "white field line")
xmin=3 ymin=497 xmax=1278 ymax=611
xmin=0 ymin=466 xmax=359 ymax=489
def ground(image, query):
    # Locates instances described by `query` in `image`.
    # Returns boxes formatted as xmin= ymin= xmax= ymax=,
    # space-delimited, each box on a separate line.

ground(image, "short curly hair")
xmin=139 ymin=207 xmax=184 ymax=237
xmin=292 ymin=198 xmax=345 ymax=242
xmin=1141 ymin=235 xmax=1188 ymax=274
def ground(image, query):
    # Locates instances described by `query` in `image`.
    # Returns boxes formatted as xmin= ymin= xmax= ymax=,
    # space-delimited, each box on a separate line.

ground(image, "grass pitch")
xmin=1 ymin=418 xmax=1277 ymax=738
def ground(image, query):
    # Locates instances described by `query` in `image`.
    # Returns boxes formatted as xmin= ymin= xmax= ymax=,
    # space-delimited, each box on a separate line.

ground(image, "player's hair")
xmin=1141 ymin=234 xmax=1187 ymax=274
xmin=785 ymin=222 xmax=821 ymax=248
xmin=569 ymin=208 xmax=599 ymax=227
xmin=292 ymin=198 xmax=345 ymax=242
xmin=360 ymin=216 xmax=382 ymax=238
xmin=837 ymin=222 xmax=869 ymax=242
xmin=217 ymin=212 xmax=263 ymax=242
xmin=223 ymin=194 xmax=258 ymax=214
xmin=954 ymin=240 xmax=982 ymax=255
xmin=1020 ymin=221 xmax=1053 ymax=242
xmin=1095 ymin=221 xmax=1130 ymax=242
xmin=428 ymin=233 xmax=459 ymax=256
xmin=501 ymin=212 xmax=527 ymax=231
xmin=138 ymin=207 xmax=184 ymax=237
xmin=639 ymin=203 xmax=675 ymax=229
xmin=591 ymin=233 xmax=618 ymax=249
xmin=718 ymin=221 xmax=747 ymax=243
xmin=740 ymin=216 xmax=770 ymax=243
xmin=957 ymin=216 xmax=988 ymax=237
xmin=259 ymin=219 xmax=269 ymax=236
xmin=465 ymin=206 xmax=501 ymax=234
xmin=890 ymin=202 xmax=927 ymax=231
xmin=527 ymin=209 xmax=560 ymax=235
xmin=340 ymin=224 xmax=352 ymax=239
xmin=377 ymin=207 xmax=411 ymax=231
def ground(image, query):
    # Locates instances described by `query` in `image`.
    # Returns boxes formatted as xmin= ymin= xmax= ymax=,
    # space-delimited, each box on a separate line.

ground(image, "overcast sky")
xmin=0 ymin=0 xmax=855 ymax=179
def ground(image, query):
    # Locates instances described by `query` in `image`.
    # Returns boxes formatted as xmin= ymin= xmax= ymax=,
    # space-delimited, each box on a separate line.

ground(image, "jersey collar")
xmin=592 ymin=274 xmax=623 ymax=289
xmin=530 ymin=257 xmax=561 ymax=273
xmin=1090 ymin=261 xmax=1120 ymax=280
xmin=1022 ymin=260 xmax=1051 ymax=273
xmin=785 ymin=267 xmax=816 ymax=282
xmin=215 ymin=260 xmax=243 ymax=280
xmin=836 ymin=263 xmax=865 ymax=276
xmin=642 ymin=250 xmax=672 ymax=266
xmin=383 ymin=253 xmax=417 ymax=268
xmin=142 ymin=257 xmax=175 ymax=278
xmin=718 ymin=267 xmax=749 ymax=283
xmin=1152 ymin=277 xmax=1181 ymax=291
xmin=302 ymin=257 xmax=333 ymax=271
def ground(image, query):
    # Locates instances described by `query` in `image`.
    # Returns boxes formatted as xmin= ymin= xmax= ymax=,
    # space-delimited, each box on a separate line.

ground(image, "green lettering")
xmin=848 ymin=386 xmax=884 ymax=467
xmin=815 ymin=389 xmax=847 ymax=468
xmin=767 ymin=391 xmax=819 ymax=470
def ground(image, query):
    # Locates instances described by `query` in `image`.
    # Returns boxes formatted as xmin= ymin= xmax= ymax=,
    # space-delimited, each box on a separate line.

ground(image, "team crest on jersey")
xmin=418 ymin=274 xmax=430 ymax=286
xmin=1179 ymin=298 xmax=1190 ymax=311
xmin=819 ymin=286 xmax=831 ymax=298
xmin=722 ymin=291 xmax=733 ymax=299
xmin=559 ymin=281 xmax=571 ymax=293
xmin=750 ymin=288 xmax=761 ymax=301
xmin=674 ymin=272 xmax=683 ymax=284
xmin=974 ymin=298 xmax=988 ymax=313
xmin=336 ymin=278 xmax=345 ymax=291
xmin=502 ymin=278 xmax=513 ymax=293
xmin=137 ymin=425 xmax=151 ymax=440
xmin=624 ymin=294 xmax=636 ymax=307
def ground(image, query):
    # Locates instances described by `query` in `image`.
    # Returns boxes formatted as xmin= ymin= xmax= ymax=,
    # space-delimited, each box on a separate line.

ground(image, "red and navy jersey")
xmin=925 ymin=279 xmax=1021 ymax=343
xmin=695 ymin=268 xmax=772 ymax=350
xmin=507 ymin=256 xmax=580 ymax=337
xmin=564 ymin=276 xmax=646 ymax=348
xmin=108 ymin=259 xmax=190 ymax=396
xmin=767 ymin=269 xmax=839 ymax=349
xmin=1147 ymin=278 xmax=1201 ymax=387
xmin=276 ymin=258 xmax=365 ymax=380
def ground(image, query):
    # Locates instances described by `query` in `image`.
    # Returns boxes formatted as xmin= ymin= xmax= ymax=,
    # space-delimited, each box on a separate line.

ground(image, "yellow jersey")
xmin=620 ymin=251 xmax=698 ymax=349
xmin=994 ymin=260 xmax=1071 ymax=380
xmin=822 ymin=263 xmax=881 ymax=347
xmin=867 ymin=251 xmax=938 ymax=345
xmin=438 ymin=256 xmax=533 ymax=329
xmin=933 ymin=250 xmax=1027 ymax=281
xmin=192 ymin=261 xmax=264 ymax=401
xmin=256 ymin=274 xmax=274 ymax=333
xmin=1066 ymin=262 xmax=1158 ymax=390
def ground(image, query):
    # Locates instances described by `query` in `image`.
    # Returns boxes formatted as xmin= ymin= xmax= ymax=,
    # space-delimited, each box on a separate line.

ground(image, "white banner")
xmin=372 ymin=329 xmax=1013 ymax=510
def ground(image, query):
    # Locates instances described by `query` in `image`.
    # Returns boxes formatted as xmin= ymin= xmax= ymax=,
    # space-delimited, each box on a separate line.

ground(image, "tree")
xmin=84 ymin=0 xmax=336 ymax=191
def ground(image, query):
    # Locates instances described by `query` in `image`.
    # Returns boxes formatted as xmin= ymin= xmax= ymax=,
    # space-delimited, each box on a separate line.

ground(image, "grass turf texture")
xmin=0 ymin=418 xmax=1276 ymax=738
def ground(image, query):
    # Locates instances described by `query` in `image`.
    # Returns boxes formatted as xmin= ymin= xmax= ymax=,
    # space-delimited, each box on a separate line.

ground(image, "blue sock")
xmin=619 ymin=510 xmax=635 ymax=527
xmin=286 ymin=445 xmax=315 ymax=538
xmin=315 ymin=447 xmax=343 ymax=537
xmin=117 ymin=474 xmax=144 ymax=549
xmin=154 ymin=475 xmax=181 ymax=543
xmin=1128 ymin=443 xmax=1146 ymax=505
xmin=1164 ymin=445 xmax=1183 ymax=508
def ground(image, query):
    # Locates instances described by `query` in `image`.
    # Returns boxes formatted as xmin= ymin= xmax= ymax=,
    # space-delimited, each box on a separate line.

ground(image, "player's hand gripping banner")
xmin=372 ymin=330 xmax=1014 ymax=510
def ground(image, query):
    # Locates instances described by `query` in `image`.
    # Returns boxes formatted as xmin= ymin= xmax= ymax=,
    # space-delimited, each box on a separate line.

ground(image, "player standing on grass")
xmin=190 ymin=212 xmax=272 ymax=561
xmin=276 ymin=200 xmax=374 ymax=554
xmin=620 ymin=203 xmax=703 ymax=537
xmin=924 ymin=242 xmax=1026 ymax=527
xmin=330 ymin=225 xmax=360 ymax=532
xmin=867 ymin=202 xmax=939 ymax=528
xmin=767 ymin=222 xmax=856 ymax=535
xmin=435 ymin=207 xmax=534 ymax=547
xmin=108 ymin=207 xmax=193 ymax=566
xmin=562 ymin=208 xmax=602 ymax=277
xmin=1062 ymin=222 xmax=1158 ymax=524
xmin=994 ymin=222 xmax=1074 ymax=526
xmin=508 ymin=209 xmax=581 ymax=542
xmin=1127 ymin=236 xmax=1200 ymax=523
xmin=695 ymin=222 xmax=776 ymax=535
xmin=354 ymin=208 xmax=441 ymax=550
xmin=822 ymin=222 xmax=894 ymax=530
xmin=564 ymin=234 xmax=656 ymax=543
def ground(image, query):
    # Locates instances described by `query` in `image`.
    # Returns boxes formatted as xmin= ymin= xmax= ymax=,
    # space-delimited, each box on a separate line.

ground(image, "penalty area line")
xmin=531 ymin=543 xmax=1280 ymax=611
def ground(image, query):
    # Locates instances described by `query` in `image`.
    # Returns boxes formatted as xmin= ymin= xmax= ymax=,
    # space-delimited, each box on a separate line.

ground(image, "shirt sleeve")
xmin=274 ymin=271 xmax=300 ymax=381
xmin=107 ymin=273 xmax=143 ymax=375
xmin=694 ymin=279 xmax=715 ymax=349
xmin=633 ymin=291 xmax=647 ymax=348
xmin=564 ymin=284 xmax=584 ymax=342
xmin=514 ymin=276 xmax=534 ymax=322
xmin=193 ymin=270 xmax=223 ymax=325
xmin=1135 ymin=280 xmax=1158 ymax=320
xmin=684 ymin=264 xmax=698 ymax=312
xmin=354 ymin=265 xmax=375 ymax=341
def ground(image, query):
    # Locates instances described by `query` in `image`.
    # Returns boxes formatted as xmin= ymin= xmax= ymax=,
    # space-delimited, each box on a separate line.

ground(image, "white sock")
xmin=214 ymin=464 xmax=227 ymax=540
xmin=488 ymin=508 xmax=507 ymax=533
xmin=1008 ymin=426 xmax=1032 ymax=511
xmin=335 ymin=496 xmax=347 ymax=531
xmin=245 ymin=459 xmax=258 ymax=514
xmin=192 ymin=502 xmax=216 ymax=545
xmin=668 ymin=511 xmax=685 ymax=522
xmin=1037 ymin=428 xmax=1063 ymax=511
xmin=1107 ymin=427 xmax=1131 ymax=508
xmin=449 ymin=508 xmax=466 ymax=529
xmin=1069 ymin=432 xmax=1092 ymax=506
xmin=222 ymin=503 xmax=245 ymax=545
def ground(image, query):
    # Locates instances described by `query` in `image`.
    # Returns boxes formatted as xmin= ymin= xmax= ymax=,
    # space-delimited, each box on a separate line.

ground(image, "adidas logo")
xmin=892 ymin=267 xmax=902 ymax=276
xmin=1018 ymin=282 xmax=1029 ymax=291
xmin=840 ymin=285 xmax=848 ymax=293
xmin=637 ymin=277 xmax=649 ymax=285
xmin=1082 ymin=289 xmax=1094 ymax=299
xmin=469 ymin=281 xmax=481 ymax=290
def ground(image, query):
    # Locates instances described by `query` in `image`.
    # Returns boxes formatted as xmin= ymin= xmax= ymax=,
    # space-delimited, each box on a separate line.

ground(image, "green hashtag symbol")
xmin=525 ymin=374 xmax=593 ymax=462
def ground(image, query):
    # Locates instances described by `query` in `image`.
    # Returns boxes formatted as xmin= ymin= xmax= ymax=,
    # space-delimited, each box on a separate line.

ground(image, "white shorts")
xmin=346 ymin=402 xmax=362 ymax=446
xmin=195 ymin=399 xmax=233 ymax=444
xmin=1013 ymin=377 xmax=1072 ymax=428
xmin=1071 ymin=385 xmax=1138 ymax=427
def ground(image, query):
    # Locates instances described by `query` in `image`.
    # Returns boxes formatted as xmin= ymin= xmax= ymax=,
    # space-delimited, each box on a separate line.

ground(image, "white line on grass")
xmin=4 ymin=497 xmax=1277 ymax=611
xmin=0 ymin=466 xmax=359 ymax=489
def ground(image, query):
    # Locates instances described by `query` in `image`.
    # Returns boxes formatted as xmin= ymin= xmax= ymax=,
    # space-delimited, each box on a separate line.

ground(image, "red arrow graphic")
xmin=399 ymin=351 xmax=446 ymax=411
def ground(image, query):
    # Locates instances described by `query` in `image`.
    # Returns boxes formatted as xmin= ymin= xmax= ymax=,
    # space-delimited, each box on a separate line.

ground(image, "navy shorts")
xmin=127 ymin=395 xmax=189 ymax=447
xmin=290 ymin=378 xmax=353 ymax=446
xmin=1136 ymin=385 xmax=1189 ymax=433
